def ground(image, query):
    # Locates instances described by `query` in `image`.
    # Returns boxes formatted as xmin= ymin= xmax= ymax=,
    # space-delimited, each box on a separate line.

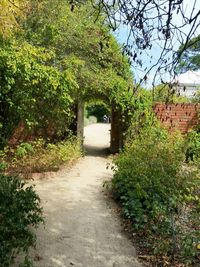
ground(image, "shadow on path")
xmin=84 ymin=144 xmax=110 ymax=157
xmin=25 ymin=123 xmax=143 ymax=267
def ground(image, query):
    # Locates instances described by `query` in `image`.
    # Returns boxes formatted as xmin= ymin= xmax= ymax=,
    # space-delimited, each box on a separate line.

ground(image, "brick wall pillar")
xmin=110 ymin=104 xmax=122 ymax=153
xmin=77 ymin=101 xmax=84 ymax=146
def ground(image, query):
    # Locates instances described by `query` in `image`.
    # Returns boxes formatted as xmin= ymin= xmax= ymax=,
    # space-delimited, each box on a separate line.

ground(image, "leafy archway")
xmin=26 ymin=0 xmax=134 ymax=153
xmin=0 ymin=0 xmax=134 ymax=152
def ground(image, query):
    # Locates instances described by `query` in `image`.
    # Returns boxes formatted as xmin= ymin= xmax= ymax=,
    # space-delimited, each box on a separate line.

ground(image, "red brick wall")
xmin=8 ymin=121 xmax=56 ymax=146
xmin=153 ymin=103 xmax=200 ymax=133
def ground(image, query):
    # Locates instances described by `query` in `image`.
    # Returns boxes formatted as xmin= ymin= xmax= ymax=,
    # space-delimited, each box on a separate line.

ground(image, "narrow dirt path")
xmin=31 ymin=123 xmax=143 ymax=267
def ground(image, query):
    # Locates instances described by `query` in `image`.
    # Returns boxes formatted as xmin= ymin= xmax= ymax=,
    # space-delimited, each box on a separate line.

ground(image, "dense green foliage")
xmin=0 ymin=137 xmax=81 ymax=174
xmin=177 ymin=35 xmax=200 ymax=73
xmin=112 ymin=107 xmax=200 ymax=264
xmin=185 ymin=130 xmax=200 ymax=161
xmin=0 ymin=0 xmax=133 ymax=148
xmin=0 ymin=0 xmax=29 ymax=37
xmin=22 ymin=0 xmax=133 ymax=104
xmin=0 ymin=173 xmax=43 ymax=266
xmin=0 ymin=41 xmax=75 ymax=147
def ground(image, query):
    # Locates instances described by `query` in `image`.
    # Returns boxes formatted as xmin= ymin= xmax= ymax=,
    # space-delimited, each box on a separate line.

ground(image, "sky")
xmin=114 ymin=0 xmax=200 ymax=88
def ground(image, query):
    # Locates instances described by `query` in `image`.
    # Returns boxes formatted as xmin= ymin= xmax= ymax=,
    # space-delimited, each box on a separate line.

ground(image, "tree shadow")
xmin=84 ymin=144 xmax=110 ymax=157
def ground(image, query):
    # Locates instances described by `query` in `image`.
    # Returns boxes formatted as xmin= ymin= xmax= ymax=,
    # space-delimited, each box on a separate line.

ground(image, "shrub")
xmin=15 ymin=143 xmax=34 ymax=158
xmin=113 ymin=127 xmax=183 ymax=225
xmin=0 ymin=42 xmax=76 ymax=148
xmin=1 ymin=137 xmax=82 ymax=174
xmin=185 ymin=130 xmax=200 ymax=161
xmin=0 ymin=173 xmax=43 ymax=266
xmin=112 ymin=124 xmax=200 ymax=263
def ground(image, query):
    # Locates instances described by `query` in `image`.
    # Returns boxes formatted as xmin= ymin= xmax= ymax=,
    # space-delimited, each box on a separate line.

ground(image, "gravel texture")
xmin=29 ymin=123 xmax=143 ymax=267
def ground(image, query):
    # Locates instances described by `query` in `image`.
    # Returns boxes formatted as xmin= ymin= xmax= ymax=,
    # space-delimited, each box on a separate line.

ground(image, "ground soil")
xmin=28 ymin=123 xmax=144 ymax=267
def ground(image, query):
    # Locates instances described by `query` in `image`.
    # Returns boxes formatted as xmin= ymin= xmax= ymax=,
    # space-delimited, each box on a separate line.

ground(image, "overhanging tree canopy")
xmin=176 ymin=35 xmax=200 ymax=73
xmin=24 ymin=0 xmax=133 ymax=102
xmin=0 ymin=0 xmax=134 ymax=147
xmin=71 ymin=0 xmax=200 ymax=84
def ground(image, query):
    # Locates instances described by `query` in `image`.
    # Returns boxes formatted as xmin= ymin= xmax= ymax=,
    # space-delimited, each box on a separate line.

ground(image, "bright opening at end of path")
xmin=84 ymin=123 xmax=111 ymax=155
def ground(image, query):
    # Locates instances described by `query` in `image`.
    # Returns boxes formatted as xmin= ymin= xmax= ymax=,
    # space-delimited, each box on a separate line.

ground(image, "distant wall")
xmin=153 ymin=103 xmax=199 ymax=133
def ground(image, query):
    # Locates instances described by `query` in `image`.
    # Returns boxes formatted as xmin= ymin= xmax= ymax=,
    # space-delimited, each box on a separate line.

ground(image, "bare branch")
xmin=87 ymin=0 xmax=200 ymax=85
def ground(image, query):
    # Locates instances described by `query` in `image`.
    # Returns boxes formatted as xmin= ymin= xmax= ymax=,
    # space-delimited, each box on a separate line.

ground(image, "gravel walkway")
xmin=30 ymin=123 xmax=143 ymax=267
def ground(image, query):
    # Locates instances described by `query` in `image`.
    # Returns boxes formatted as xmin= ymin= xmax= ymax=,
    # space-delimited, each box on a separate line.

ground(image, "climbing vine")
xmin=0 ymin=0 xmax=134 ymax=147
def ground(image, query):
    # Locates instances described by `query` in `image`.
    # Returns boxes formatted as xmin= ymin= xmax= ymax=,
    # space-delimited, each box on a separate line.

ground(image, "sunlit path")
xmin=27 ymin=123 xmax=143 ymax=267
